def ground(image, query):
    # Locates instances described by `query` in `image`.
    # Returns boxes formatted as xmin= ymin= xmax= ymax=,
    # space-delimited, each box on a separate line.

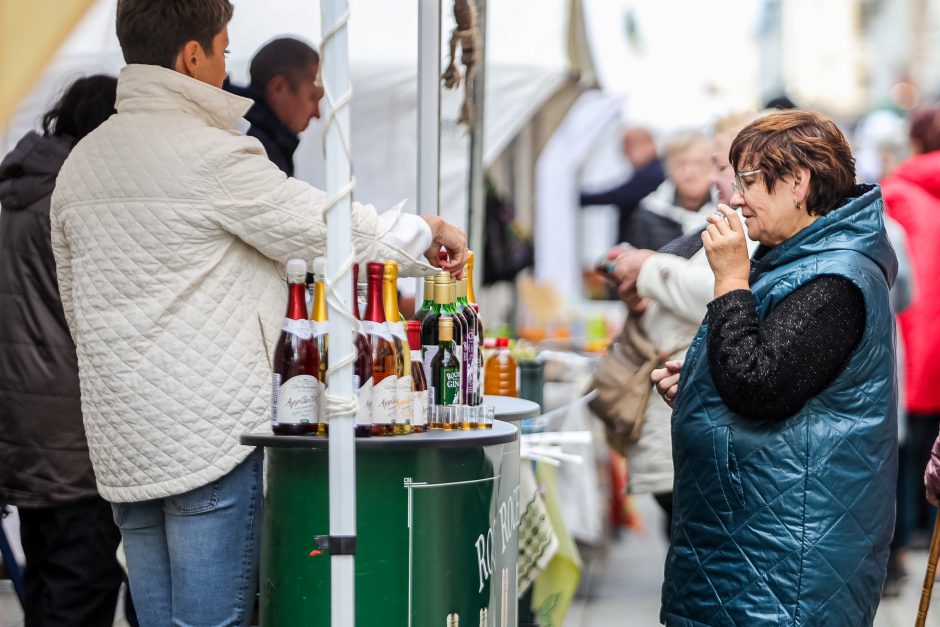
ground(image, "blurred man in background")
xmin=580 ymin=126 xmax=665 ymax=246
xmin=225 ymin=37 xmax=323 ymax=176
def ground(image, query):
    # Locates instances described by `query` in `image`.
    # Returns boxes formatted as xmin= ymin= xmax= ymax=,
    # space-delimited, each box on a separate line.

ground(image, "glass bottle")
xmin=484 ymin=337 xmax=518 ymax=397
xmin=363 ymin=261 xmax=398 ymax=436
xmin=431 ymin=316 xmax=461 ymax=430
xmin=420 ymin=272 xmax=453 ymax=390
xmin=272 ymin=259 xmax=320 ymax=435
xmin=407 ymin=320 xmax=428 ymax=433
xmin=439 ymin=277 xmax=467 ymax=403
xmin=384 ymin=260 xmax=413 ymax=435
xmin=457 ymin=278 xmax=480 ymax=408
xmin=413 ymin=275 xmax=435 ymax=323
xmin=352 ymin=264 xmax=373 ymax=438
xmin=311 ymin=257 xmax=329 ymax=435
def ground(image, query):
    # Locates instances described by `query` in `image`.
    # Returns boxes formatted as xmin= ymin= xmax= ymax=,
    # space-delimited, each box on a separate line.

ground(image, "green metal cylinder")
xmin=243 ymin=423 xmax=520 ymax=626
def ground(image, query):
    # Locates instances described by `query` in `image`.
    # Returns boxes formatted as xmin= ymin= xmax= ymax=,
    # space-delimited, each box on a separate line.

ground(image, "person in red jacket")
xmin=883 ymin=106 xmax=940 ymax=548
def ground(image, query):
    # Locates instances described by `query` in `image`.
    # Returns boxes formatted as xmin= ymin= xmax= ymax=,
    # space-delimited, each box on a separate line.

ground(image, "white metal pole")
xmin=321 ymin=1 xmax=356 ymax=625
xmin=417 ymin=0 xmax=442 ymax=299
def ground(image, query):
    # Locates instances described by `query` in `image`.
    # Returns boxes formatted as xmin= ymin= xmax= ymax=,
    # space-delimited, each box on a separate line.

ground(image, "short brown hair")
xmin=249 ymin=38 xmax=320 ymax=91
xmin=116 ymin=0 xmax=234 ymax=69
xmin=730 ymin=110 xmax=856 ymax=216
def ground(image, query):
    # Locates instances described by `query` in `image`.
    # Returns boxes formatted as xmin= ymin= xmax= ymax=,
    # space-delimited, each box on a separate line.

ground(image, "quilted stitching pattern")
xmin=50 ymin=65 xmax=433 ymax=502
xmin=662 ymin=190 xmax=897 ymax=626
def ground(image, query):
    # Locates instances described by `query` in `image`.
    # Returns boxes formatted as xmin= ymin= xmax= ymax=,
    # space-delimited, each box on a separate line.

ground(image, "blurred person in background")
xmin=49 ymin=1 xmax=466 ymax=624
xmin=594 ymin=113 xmax=758 ymax=539
xmin=653 ymin=110 xmax=897 ymax=625
xmin=884 ymin=106 xmax=940 ymax=553
xmin=224 ymin=37 xmax=323 ymax=176
xmin=0 ymin=75 xmax=125 ymax=627
xmin=619 ymin=131 xmax=717 ymax=250
xmin=580 ymin=126 xmax=665 ymax=245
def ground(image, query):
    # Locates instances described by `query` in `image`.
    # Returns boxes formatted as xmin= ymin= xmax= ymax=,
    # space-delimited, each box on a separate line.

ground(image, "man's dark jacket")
xmin=224 ymin=80 xmax=300 ymax=177
xmin=0 ymin=132 xmax=98 ymax=507
xmin=580 ymin=157 xmax=666 ymax=245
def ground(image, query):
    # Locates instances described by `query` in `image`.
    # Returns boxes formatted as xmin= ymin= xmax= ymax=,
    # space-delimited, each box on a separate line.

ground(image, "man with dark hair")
xmin=226 ymin=37 xmax=323 ymax=176
xmin=50 ymin=1 xmax=467 ymax=624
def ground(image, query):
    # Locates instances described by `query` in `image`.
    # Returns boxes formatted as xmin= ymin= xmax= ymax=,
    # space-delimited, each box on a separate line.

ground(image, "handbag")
xmin=588 ymin=315 xmax=681 ymax=455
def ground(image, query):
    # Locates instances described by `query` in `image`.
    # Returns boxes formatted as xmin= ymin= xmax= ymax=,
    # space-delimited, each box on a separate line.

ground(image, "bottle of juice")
xmin=363 ymin=261 xmax=398 ymax=436
xmin=483 ymin=337 xmax=518 ymax=397
xmin=383 ymin=260 xmax=413 ymax=434
xmin=407 ymin=320 xmax=428 ymax=433
xmin=272 ymin=259 xmax=320 ymax=435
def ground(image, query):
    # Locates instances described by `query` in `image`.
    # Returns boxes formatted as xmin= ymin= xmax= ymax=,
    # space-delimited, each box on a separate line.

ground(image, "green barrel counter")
xmin=241 ymin=421 xmax=521 ymax=626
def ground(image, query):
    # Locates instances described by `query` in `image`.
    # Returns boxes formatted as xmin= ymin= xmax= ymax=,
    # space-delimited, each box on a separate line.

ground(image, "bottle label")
xmin=311 ymin=321 xmax=329 ymax=338
xmin=464 ymin=330 xmax=476 ymax=400
xmin=274 ymin=374 xmax=320 ymax=425
xmin=361 ymin=320 xmax=393 ymax=343
xmin=413 ymin=389 xmax=428 ymax=426
xmin=396 ymin=375 xmax=414 ymax=422
xmin=271 ymin=373 xmax=281 ymax=426
xmin=370 ymin=375 xmax=398 ymax=425
xmin=440 ymin=367 xmax=460 ymax=406
xmin=422 ymin=345 xmax=438 ymax=388
xmin=389 ymin=321 xmax=407 ymax=341
xmin=281 ymin=318 xmax=312 ymax=340
xmin=410 ymin=350 xmax=422 ymax=362
xmin=355 ymin=376 xmax=373 ymax=427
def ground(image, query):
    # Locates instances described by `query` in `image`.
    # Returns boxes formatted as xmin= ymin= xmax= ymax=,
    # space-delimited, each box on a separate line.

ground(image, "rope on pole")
xmin=320 ymin=7 xmax=358 ymax=422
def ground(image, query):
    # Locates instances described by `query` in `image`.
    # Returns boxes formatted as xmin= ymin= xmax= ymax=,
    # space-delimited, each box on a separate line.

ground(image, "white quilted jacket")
xmin=50 ymin=65 xmax=435 ymax=502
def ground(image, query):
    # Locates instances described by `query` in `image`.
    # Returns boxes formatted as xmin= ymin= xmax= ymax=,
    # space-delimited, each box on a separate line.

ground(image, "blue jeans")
xmin=112 ymin=449 xmax=263 ymax=627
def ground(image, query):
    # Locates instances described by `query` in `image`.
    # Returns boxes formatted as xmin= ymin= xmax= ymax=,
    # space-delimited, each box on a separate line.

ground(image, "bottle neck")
xmin=433 ymin=282 xmax=450 ymax=307
xmin=466 ymin=257 xmax=477 ymax=304
xmin=285 ymin=282 xmax=308 ymax=320
xmin=382 ymin=277 xmax=401 ymax=321
xmin=439 ymin=329 xmax=454 ymax=345
xmin=364 ymin=273 xmax=386 ymax=323
xmin=312 ymin=282 xmax=328 ymax=322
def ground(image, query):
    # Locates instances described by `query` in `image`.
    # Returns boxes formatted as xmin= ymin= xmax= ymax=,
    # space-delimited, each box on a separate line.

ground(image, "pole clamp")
xmin=315 ymin=534 xmax=357 ymax=556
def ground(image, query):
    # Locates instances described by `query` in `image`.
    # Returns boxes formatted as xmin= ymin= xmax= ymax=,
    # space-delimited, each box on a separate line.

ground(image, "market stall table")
xmin=242 ymin=420 xmax=521 ymax=626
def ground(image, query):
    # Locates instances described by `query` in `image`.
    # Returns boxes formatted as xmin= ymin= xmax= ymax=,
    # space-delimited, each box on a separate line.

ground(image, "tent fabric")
xmin=0 ymin=0 xmax=96 ymax=128
xmin=1 ymin=0 xmax=573 ymax=231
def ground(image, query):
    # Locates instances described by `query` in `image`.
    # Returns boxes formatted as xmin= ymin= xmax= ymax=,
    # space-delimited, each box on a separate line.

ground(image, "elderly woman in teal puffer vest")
xmin=652 ymin=110 xmax=898 ymax=626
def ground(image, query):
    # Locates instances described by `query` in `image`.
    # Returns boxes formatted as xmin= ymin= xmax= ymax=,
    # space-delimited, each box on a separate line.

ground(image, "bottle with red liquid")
xmin=363 ymin=261 xmax=398 ymax=436
xmin=352 ymin=263 xmax=373 ymax=437
xmin=407 ymin=320 xmax=428 ymax=433
xmin=272 ymin=259 xmax=321 ymax=435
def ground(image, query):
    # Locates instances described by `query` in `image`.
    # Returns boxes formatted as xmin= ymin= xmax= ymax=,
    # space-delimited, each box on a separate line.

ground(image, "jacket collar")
xmin=116 ymin=64 xmax=253 ymax=130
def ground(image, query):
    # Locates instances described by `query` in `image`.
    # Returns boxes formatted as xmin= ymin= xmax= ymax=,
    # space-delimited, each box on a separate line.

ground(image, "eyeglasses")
xmin=731 ymin=169 xmax=762 ymax=195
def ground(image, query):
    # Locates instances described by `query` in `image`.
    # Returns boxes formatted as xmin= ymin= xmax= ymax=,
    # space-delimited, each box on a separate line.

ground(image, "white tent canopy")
xmin=1 ymin=0 xmax=574 ymax=231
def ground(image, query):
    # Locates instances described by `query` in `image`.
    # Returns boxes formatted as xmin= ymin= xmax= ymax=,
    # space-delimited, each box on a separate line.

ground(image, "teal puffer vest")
xmin=661 ymin=185 xmax=898 ymax=626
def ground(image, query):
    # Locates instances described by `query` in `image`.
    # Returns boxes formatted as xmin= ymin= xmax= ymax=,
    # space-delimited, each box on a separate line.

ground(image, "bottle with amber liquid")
xmin=431 ymin=316 xmax=461 ymax=429
xmin=407 ymin=321 xmax=428 ymax=433
xmin=272 ymin=259 xmax=320 ymax=435
xmin=310 ymin=257 xmax=329 ymax=435
xmin=363 ymin=261 xmax=398 ymax=436
xmin=383 ymin=260 xmax=413 ymax=434
xmin=352 ymin=264 xmax=373 ymax=438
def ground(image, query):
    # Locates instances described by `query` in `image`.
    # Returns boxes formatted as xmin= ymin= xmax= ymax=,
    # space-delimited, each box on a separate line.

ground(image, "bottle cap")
xmin=312 ymin=257 xmax=327 ymax=278
xmin=467 ymin=250 xmax=475 ymax=269
xmin=366 ymin=261 xmax=385 ymax=279
xmin=383 ymin=260 xmax=399 ymax=281
xmin=286 ymin=258 xmax=307 ymax=280
xmin=407 ymin=320 xmax=422 ymax=332
xmin=496 ymin=337 xmax=510 ymax=348
xmin=434 ymin=270 xmax=451 ymax=285
xmin=438 ymin=316 xmax=453 ymax=329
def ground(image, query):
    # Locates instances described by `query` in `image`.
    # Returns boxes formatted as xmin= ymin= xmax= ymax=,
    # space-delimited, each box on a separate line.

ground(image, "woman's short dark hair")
xmin=42 ymin=75 xmax=118 ymax=143
xmin=116 ymin=0 xmax=234 ymax=69
xmin=730 ymin=110 xmax=856 ymax=216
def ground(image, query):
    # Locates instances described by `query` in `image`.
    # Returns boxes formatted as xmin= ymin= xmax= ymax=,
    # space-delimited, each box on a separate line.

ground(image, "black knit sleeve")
xmin=706 ymin=276 xmax=866 ymax=421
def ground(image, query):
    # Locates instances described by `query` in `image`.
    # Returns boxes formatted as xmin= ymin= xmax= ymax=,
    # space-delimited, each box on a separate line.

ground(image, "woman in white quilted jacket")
xmin=48 ymin=1 xmax=467 ymax=625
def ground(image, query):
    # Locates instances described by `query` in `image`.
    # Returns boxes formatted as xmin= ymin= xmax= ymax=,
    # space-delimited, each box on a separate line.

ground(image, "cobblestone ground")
xmin=565 ymin=494 xmax=940 ymax=627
